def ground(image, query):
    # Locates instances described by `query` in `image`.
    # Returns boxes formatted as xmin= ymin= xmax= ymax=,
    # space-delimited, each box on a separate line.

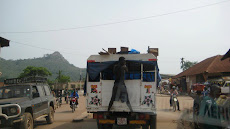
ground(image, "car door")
xmin=31 ymin=86 xmax=43 ymax=118
xmin=36 ymin=85 xmax=47 ymax=114
xmin=43 ymin=85 xmax=52 ymax=112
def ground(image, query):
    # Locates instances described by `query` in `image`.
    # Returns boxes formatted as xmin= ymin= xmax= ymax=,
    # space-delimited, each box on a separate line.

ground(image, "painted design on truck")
xmin=142 ymin=95 xmax=153 ymax=107
xmin=89 ymin=95 xmax=101 ymax=106
xmin=144 ymin=85 xmax=152 ymax=93
xmin=91 ymin=85 xmax=98 ymax=93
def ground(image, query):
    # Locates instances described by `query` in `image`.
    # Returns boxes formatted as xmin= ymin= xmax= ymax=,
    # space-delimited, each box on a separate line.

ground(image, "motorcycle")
xmin=70 ymin=97 xmax=78 ymax=113
xmin=57 ymin=96 xmax=62 ymax=108
xmin=172 ymin=95 xmax=178 ymax=112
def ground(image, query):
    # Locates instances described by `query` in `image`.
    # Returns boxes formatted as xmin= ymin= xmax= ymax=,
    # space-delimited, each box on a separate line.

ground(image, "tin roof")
xmin=174 ymin=55 xmax=230 ymax=78
xmin=221 ymin=49 xmax=230 ymax=61
xmin=0 ymin=37 xmax=10 ymax=47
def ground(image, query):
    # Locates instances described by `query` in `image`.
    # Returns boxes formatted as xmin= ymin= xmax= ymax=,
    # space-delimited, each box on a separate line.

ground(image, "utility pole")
xmin=79 ymin=69 xmax=82 ymax=90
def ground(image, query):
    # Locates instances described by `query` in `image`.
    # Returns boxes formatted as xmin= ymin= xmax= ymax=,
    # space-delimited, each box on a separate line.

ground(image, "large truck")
xmin=85 ymin=49 xmax=160 ymax=129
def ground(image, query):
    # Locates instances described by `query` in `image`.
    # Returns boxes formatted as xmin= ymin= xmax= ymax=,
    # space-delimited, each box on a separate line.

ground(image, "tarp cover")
xmin=87 ymin=60 xmax=161 ymax=82
xmin=84 ymin=60 xmax=161 ymax=95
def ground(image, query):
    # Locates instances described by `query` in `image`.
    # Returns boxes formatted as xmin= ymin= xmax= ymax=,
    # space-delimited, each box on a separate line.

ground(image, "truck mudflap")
xmin=94 ymin=112 xmax=155 ymax=126
xmin=0 ymin=104 xmax=21 ymax=120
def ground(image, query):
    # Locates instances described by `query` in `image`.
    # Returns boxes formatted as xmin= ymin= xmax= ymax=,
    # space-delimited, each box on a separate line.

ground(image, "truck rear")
xmin=86 ymin=52 xmax=160 ymax=129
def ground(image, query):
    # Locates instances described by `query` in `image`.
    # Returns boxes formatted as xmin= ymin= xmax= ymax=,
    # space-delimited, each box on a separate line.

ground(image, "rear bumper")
xmin=98 ymin=119 xmax=147 ymax=125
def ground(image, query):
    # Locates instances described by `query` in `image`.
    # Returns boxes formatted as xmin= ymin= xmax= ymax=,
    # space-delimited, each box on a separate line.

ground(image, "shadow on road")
xmin=34 ymin=121 xmax=49 ymax=127
xmin=158 ymin=108 xmax=173 ymax=112
xmin=58 ymin=110 xmax=73 ymax=113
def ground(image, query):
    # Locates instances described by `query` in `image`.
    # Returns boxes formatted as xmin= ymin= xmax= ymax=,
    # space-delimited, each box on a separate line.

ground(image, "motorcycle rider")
xmin=170 ymin=86 xmax=180 ymax=111
xmin=69 ymin=88 xmax=79 ymax=107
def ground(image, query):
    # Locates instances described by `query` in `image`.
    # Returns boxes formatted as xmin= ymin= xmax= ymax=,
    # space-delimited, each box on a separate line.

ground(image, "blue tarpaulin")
xmin=87 ymin=60 xmax=161 ymax=82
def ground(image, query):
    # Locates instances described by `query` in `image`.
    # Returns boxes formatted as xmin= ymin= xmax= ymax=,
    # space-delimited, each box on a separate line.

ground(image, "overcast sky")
xmin=0 ymin=0 xmax=229 ymax=74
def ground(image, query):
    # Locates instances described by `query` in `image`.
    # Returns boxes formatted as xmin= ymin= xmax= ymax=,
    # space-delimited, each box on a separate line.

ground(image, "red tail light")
xmin=93 ymin=113 xmax=104 ymax=119
xmin=139 ymin=114 xmax=150 ymax=120
xmin=148 ymin=59 xmax=157 ymax=61
xmin=139 ymin=114 xmax=145 ymax=120
xmin=87 ymin=60 xmax=95 ymax=63
xmin=98 ymin=114 xmax=104 ymax=119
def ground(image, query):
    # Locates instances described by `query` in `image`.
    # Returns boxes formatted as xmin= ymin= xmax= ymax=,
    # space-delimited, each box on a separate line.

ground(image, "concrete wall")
xmin=186 ymin=75 xmax=196 ymax=92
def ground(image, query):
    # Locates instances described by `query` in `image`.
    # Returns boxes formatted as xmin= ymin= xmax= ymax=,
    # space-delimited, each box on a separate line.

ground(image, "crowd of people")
xmin=51 ymin=88 xmax=80 ymax=108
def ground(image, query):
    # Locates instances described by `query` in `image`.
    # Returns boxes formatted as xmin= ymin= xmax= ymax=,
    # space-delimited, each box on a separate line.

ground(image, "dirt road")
xmin=29 ymin=94 xmax=194 ymax=129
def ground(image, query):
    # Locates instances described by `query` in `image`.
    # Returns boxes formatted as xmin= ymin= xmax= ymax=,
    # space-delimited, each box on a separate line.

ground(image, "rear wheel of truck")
xmin=149 ymin=115 xmax=157 ymax=129
xmin=142 ymin=124 xmax=149 ymax=129
xmin=96 ymin=120 xmax=113 ymax=129
xmin=20 ymin=112 xmax=34 ymax=129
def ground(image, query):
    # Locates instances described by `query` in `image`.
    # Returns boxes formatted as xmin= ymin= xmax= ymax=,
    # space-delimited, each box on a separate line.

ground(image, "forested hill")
xmin=0 ymin=52 xmax=86 ymax=82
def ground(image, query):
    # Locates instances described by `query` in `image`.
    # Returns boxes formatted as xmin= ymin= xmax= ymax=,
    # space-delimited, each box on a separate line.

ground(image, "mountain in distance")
xmin=0 ymin=51 xmax=86 ymax=82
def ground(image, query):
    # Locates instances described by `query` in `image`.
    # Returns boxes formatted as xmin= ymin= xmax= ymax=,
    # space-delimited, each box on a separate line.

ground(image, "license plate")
xmin=174 ymin=98 xmax=177 ymax=101
xmin=117 ymin=118 xmax=127 ymax=125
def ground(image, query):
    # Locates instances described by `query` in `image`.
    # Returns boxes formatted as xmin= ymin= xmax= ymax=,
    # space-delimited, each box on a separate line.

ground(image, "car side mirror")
xmin=33 ymin=92 xmax=40 ymax=98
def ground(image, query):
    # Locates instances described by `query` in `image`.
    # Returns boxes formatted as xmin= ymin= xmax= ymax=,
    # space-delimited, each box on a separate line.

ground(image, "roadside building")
xmin=0 ymin=82 xmax=4 ymax=88
xmin=53 ymin=81 xmax=84 ymax=90
xmin=0 ymin=37 xmax=10 ymax=80
xmin=174 ymin=55 xmax=230 ymax=93
xmin=66 ymin=81 xmax=84 ymax=90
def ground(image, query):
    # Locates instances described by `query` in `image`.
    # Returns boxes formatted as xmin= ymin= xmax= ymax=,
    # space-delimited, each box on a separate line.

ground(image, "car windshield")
xmin=0 ymin=85 xmax=31 ymax=99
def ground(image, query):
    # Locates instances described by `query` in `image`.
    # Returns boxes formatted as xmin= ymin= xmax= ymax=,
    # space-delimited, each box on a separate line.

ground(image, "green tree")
xmin=47 ymin=79 xmax=55 ymax=89
xmin=19 ymin=66 xmax=52 ymax=78
xmin=180 ymin=58 xmax=197 ymax=71
xmin=56 ymin=70 xmax=70 ymax=83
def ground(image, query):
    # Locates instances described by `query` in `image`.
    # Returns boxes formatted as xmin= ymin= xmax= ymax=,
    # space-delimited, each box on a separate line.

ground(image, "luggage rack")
xmin=4 ymin=76 xmax=47 ymax=85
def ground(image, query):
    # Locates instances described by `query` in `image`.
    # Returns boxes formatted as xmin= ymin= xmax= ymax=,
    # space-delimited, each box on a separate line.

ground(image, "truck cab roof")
xmin=87 ymin=53 xmax=157 ymax=62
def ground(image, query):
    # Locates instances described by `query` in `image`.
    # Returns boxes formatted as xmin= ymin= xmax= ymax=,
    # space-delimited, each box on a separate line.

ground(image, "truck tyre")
xmin=104 ymin=124 xmax=113 ymax=129
xmin=97 ymin=120 xmax=104 ymax=129
xmin=46 ymin=107 xmax=54 ymax=124
xmin=142 ymin=124 xmax=149 ymax=129
xmin=20 ymin=112 xmax=33 ymax=129
xmin=150 ymin=115 xmax=157 ymax=129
